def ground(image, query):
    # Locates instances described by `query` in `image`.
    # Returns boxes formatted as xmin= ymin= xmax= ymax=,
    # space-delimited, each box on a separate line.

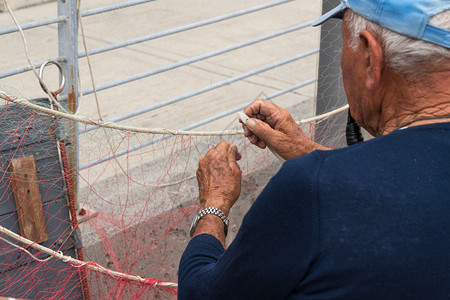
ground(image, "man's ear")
xmin=359 ymin=30 xmax=384 ymax=90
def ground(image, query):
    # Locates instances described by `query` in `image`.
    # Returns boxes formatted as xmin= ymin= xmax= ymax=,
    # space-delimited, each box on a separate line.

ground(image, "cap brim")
xmin=312 ymin=2 xmax=347 ymax=27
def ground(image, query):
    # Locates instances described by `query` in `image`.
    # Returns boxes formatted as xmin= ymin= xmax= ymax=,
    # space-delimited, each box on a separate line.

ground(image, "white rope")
xmin=0 ymin=91 xmax=348 ymax=136
xmin=298 ymin=104 xmax=349 ymax=124
xmin=0 ymin=224 xmax=178 ymax=288
xmin=0 ymin=236 xmax=53 ymax=263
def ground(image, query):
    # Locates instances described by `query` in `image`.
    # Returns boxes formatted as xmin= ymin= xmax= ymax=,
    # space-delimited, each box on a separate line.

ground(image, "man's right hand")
xmin=242 ymin=99 xmax=331 ymax=160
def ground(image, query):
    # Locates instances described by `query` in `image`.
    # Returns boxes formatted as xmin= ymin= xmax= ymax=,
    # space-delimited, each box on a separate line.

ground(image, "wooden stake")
xmin=9 ymin=155 xmax=48 ymax=244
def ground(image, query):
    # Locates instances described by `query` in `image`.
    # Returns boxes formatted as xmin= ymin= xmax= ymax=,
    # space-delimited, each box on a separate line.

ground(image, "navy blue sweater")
xmin=179 ymin=123 xmax=450 ymax=299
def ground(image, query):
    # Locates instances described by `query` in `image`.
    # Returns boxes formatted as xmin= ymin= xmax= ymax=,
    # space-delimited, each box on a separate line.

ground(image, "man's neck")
xmin=377 ymin=70 xmax=450 ymax=135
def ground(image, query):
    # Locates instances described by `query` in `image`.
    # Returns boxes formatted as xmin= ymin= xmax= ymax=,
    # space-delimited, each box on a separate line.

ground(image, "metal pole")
xmin=57 ymin=0 xmax=79 ymax=205
xmin=0 ymin=16 xmax=67 ymax=35
xmin=57 ymin=1 xmax=88 ymax=299
xmin=58 ymin=0 xmax=79 ymax=210
xmin=57 ymin=0 xmax=79 ymax=174
xmin=315 ymin=0 xmax=347 ymax=148
xmin=58 ymin=0 xmax=79 ymax=109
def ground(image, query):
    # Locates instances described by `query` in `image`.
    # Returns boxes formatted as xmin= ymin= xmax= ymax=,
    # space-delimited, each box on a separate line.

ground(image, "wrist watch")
xmin=190 ymin=207 xmax=229 ymax=237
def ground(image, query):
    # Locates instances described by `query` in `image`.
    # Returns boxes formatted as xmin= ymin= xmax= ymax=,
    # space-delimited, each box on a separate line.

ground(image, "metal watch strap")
xmin=189 ymin=207 xmax=229 ymax=237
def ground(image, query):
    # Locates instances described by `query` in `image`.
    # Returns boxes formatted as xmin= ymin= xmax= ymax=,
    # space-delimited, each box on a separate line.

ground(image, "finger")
xmin=207 ymin=141 xmax=229 ymax=160
xmin=228 ymin=146 xmax=243 ymax=180
xmin=196 ymin=168 xmax=203 ymax=188
xmin=243 ymin=124 xmax=251 ymax=137
xmin=256 ymin=140 xmax=267 ymax=149
xmin=243 ymin=124 xmax=250 ymax=137
xmin=198 ymin=155 xmax=206 ymax=168
xmin=244 ymin=99 xmax=279 ymax=118
xmin=246 ymin=118 xmax=277 ymax=147
xmin=248 ymin=134 xmax=261 ymax=146
xmin=215 ymin=141 xmax=230 ymax=152
xmin=244 ymin=123 xmax=265 ymax=143
xmin=205 ymin=145 xmax=216 ymax=157
xmin=243 ymin=98 xmax=266 ymax=118
xmin=229 ymin=144 xmax=242 ymax=162
xmin=256 ymin=99 xmax=280 ymax=118
xmin=245 ymin=100 xmax=285 ymax=130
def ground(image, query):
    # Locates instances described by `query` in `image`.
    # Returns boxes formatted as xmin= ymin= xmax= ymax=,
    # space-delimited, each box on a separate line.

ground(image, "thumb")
xmin=246 ymin=118 xmax=277 ymax=143
xmin=228 ymin=144 xmax=242 ymax=162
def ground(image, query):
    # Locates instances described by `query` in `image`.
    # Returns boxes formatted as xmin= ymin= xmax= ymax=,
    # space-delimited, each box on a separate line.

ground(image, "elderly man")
xmin=178 ymin=0 xmax=450 ymax=299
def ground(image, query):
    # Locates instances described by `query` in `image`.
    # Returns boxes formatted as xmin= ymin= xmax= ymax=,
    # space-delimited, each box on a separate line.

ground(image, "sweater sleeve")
xmin=178 ymin=152 xmax=323 ymax=300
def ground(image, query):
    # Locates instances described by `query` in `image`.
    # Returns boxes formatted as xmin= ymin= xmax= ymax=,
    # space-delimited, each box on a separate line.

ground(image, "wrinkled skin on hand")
xmin=242 ymin=99 xmax=330 ymax=160
xmin=196 ymin=141 xmax=242 ymax=216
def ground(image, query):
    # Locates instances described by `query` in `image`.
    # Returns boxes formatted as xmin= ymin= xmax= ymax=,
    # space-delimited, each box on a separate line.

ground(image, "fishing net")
xmin=0 ymin=0 xmax=349 ymax=298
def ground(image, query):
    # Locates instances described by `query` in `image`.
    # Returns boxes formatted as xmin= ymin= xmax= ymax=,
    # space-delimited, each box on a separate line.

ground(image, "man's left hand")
xmin=196 ymin=141 xmax=242 ymax=216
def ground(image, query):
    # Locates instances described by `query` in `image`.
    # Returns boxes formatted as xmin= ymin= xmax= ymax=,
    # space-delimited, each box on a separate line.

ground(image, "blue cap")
xmin=312 ymin=0 xmax=450 ymax=49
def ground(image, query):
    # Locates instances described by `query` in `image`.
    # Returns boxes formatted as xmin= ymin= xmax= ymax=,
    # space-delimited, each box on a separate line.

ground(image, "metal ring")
xmin=38 ymin=60 xmax=66 ymax=96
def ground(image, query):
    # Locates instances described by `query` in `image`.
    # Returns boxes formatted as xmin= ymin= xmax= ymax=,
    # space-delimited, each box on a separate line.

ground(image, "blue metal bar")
xmin=81 ymin=0 xmax=155 ymax=17
xmin=78 ymin=77 xmax=317 ymax=170
xmin=80 ymin=48 xmax=319 ymax=133
xmin=78 ymin=0 xmax=294 ymax=58
xmin=0 ymin=56 xmax=66 ymax=79
xmin=0 ymin=16 xmax=67 ymax=36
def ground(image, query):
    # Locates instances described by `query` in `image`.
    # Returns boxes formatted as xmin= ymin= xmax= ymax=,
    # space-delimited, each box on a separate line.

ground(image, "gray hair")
xmin=345 ymin=10 xmax=450 ymax=77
